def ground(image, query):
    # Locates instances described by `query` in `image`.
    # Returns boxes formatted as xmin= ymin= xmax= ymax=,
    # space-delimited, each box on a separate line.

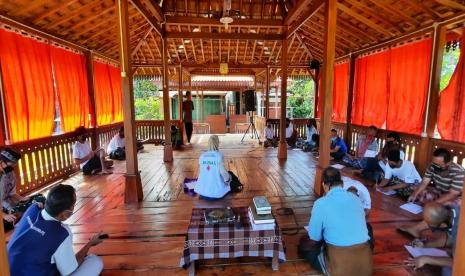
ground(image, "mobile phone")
xmin=99 ymin=233 xmax=109 ymax=239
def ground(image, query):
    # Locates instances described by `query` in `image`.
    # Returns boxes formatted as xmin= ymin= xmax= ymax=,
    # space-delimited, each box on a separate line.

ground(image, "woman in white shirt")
xmin=73 ymin=127 xmax=113 ymax=175
xmin=195 ymin=135 xmax=232 ymax=200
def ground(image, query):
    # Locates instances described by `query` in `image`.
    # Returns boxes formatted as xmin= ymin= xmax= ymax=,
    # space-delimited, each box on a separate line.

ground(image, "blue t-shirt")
xmin=331 ymin=137 xmax=348 ymax=154
xmin=450 ymin=206 xmax=460 ymax=254
xmin=308 ymin=187 xmax=369 ymax=246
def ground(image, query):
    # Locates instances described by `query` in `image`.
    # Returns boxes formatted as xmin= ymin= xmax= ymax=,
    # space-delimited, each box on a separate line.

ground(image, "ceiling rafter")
xmin=287 ymin=0 xmax=324 ymax=37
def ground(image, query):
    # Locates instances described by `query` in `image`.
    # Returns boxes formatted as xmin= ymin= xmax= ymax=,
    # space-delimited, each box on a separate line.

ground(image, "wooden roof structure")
xmin=2 ymin=0 xmax=465 ymax=90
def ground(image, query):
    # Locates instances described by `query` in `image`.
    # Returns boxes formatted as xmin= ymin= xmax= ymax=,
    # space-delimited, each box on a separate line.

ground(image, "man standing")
xmin=8 ymin=184 xmax=105 ymax=276
xmin=182 ymin=91 xmax=194 ymax=143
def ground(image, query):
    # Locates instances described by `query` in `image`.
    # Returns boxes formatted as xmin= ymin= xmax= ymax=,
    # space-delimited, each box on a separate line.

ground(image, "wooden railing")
xmin=136 ymin=120 xmax=183 ymax=143
xmin=193 ymin=123 xmax=210 ymax=134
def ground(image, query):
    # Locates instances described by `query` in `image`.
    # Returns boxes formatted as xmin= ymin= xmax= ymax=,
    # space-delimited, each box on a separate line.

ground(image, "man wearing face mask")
xmin=329 ymin=129 xmax=347 ymax=161
xmin=398 ymin=148 xmax=463 ymax=238
xmin=73 ymin=126 xmax=113 ymax=175
xmin=377 ymin=149 xmax=422 ymax=199
xmin=8 ymin=184 xmax=106 ymax=276
xmin=404 ymin=203 xmax=459 ymax=276
xmin=107 ymin=126 xmax=126 ymax=160
xmin=343 ymin=126 xmax=379 ymax=169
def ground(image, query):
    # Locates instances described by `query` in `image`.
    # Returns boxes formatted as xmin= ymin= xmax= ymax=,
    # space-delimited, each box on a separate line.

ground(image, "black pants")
xmin=185 ymin=122 xmax=193 ymax=143
xmin=330 ymin=151 xmax=345 ymax=161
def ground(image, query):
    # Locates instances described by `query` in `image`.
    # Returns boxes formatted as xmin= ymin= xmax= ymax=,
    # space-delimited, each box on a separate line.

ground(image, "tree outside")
xmin=287 ymin=79 xmax=315 ymax=118
xmin=440 ymin=46 xmax=460 ymax=91
xmin=133 ymin=79 xmax=163 ymax=120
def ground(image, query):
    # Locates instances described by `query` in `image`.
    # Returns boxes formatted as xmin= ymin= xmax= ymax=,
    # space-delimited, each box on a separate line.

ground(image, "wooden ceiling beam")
xmin=284 ymin=0 xmax=313 ymax=25
xmin=165 ymin=16 xmax=283 ymax=27
xmin=434 ymin=0 xmax=465 ymax=11
xmin=365 ymin=0 xmax=419 ymax=27
xmin=132 ymin=27 xmax=153 ymax=56
xmin=46 ymin=1 xmax=107 ymax=29
xmin=295 ymin=32 xmax=314 ymax=60
xmin=31 ymin=0 xmax=81 ymax=24
xmin=130 ymin=0 xmax=162 ymax=37
xmin=287 ymin=0 xmax=324 ymax=37
xmin=337 ymin=3 xmax=392 ymax=36
xmin=140 ymin=0 xmax=164 ymax=22
xmin=165 ymin=31 xmax=284 ymax=40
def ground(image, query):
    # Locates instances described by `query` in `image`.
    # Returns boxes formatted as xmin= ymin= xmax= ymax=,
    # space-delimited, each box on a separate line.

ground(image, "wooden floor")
xmin=14 ymin=134 xmax=425 ymax=275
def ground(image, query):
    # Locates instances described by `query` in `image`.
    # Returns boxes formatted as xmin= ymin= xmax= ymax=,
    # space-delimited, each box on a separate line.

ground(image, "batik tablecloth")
xmin=180 ymin=207 xmax=286 ymax=269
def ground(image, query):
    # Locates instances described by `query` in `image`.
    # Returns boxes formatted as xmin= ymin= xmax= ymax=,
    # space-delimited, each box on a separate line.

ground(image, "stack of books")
xmin=248 ymin=196 xmax=275 ymax=231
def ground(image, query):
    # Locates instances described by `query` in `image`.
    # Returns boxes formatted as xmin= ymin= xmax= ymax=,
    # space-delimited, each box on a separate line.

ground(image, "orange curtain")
xmin=51 ymin=46 xmax=91 ymax=132
xmin=93 ymin=61 xmax=114 ymax=126
xmin=437 ymin=34 xmax=465 ymax=143
xmin=352 ymin=50 xmax=390 ymax=127
xmin=0 ymin=29 xmax=55 ymax=142
xmin=387 ymin=39 xmax=432 ymax=135
xmin=332 ymin=62 xmax=349 ymax=123
xmin=108 ymin=65 xmax=123 ymax=122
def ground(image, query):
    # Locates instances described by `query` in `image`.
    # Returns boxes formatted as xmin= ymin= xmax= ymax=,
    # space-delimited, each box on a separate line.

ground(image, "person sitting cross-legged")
xmin=73 ymin=126 xmax=113 ymax=175
xmin=404 ymin=203 xmax=459 ymax=276
xmin=263 ymin=120 xmax=277 ymax=148
xmin=8 ymin=184 xmax=106 ymax=276
xmin=303 ymin=119 xmax=318 ymax=151
xmin=343 ymin=125 xmax=379 ymax=169
xmin=377 ymin=149 xmax=422 ymax=199
xmin=194 ymin=135 xmax=241 ymax=200
xmin=329 ymin=129 xmax=348 ymax=161
xmin=107 ymin=126 xmax=126 ymax=160
xmin=171 ymin=125 xmax=183 ymax=149
xmin=298 ymin=167 xmax=372 ymax=276
xmin=285 ymin=118 xmax=298 ymax=147
xmin=398 ymin=148 xmax=464 ymax=238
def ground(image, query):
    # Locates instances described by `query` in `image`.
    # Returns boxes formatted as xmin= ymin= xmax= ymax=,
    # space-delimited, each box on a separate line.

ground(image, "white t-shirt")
xmin=195 ymin=151 xmax=231 ymax=198
xmin=107 ymin=134 xmax=125 ymax=153
xmin=264 ymin=127 xmax=274 ymax=140
xmin=73 ymin=141 xmax=92 ymax=169
xmin=41 ymin=210 xmax=79 ymax=275
xmin=342 ymin=176 xmax=371 ymax=210
xmin=285 ymin=122 xmax=294 ymax=138
xmin=306 ymin=125 xmax=317 ymax=142
xmin=383 ymin=160 xmax=421 ymax=184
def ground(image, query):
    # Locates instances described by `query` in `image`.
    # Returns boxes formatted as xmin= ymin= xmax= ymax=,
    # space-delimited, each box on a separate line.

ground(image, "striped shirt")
xmin=424 ymin=162 xmax=465 ymax=193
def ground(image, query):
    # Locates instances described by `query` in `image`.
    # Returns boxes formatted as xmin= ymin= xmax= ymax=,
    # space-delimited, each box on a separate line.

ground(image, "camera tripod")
xmin=241 ymin=112 xmax=261 ymax=143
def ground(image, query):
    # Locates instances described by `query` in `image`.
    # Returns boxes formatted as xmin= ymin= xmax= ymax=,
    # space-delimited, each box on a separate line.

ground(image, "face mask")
xmin=3 ymin=166 xmax=14 ymax=173
xmin=367 ymin=134 xmax=375 ymax=140
xmin=431 ymin=163 xmax=444 ymax=173
xmin=331 ymin=137 xmax=337 ymax=142
xmin=80 ymin=135 xmax=87 ymax=142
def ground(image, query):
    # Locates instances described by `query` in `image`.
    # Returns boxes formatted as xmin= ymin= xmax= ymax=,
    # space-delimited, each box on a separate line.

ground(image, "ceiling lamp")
xmin=220 ymin=0 xmax=233 ymax=30
xmin=219 ymin=63 xmax=229 ymax=75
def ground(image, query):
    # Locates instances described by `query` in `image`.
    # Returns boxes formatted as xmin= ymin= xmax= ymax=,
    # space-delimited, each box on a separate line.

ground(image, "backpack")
xmin=228 ymin=171 xmax=243 ymax=193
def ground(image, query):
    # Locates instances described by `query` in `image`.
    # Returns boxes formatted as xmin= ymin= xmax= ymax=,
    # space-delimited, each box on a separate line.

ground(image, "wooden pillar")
xmin=0 ymin=217 xmax=9 ymax=276
xmin=201 ymin=90 xmax=205 ymax=122
xmin=278 ymin=27 xmax=289 ymax=159
xmin=314 ymin=69 xmax=320 ymax=118
xmin=315 ymin=0 xmax=337 ymax=196
xmin=84 ymin=51 xmax=99 ymax=150
xmin=417 ymin=23 xmax=446 ymax=173
xmin=178 ymin=65 xmax=183 ymax=120
xmin=239 ymin=89 xmax=244 ymax=115
xmin=345 ymin=54 xmax=356 ymax=148
xmin=196 ymin=90 xmax=199 ymax=122
xmin=453 ymin=180 xmax=465 ymax=275
xmin=265 ymin=66 xmax=270 ymax=119
xmin=116 ymin=0 xmax=142 ymax=203
xmin=162 ymin=28 xmax=173 ymax=162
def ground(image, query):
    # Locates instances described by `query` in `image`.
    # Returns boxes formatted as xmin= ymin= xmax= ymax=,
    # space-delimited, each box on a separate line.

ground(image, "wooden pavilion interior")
xmin=1 ymin=0 xmax=465 ymax=275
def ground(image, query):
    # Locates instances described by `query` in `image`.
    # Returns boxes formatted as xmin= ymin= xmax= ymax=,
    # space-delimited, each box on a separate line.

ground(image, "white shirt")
xmin=107 ymin=134 xmax=125 ymax=153
xmin=306 ymin=125 xmax=317 ymax=142
xmin=379 ymin=150 xmax=406 ymax=173
xmin=285 ymin=122 xmax=294 ymax=138
xmin=41 ymin=210 xmax=78 ymax=276
xmin=342 ymin=176 xmax=371 ymax=210
xmin=383 ymin=160 xmax=421 ymax=184
xmin=264 ymin=127 xmax=274 ymax=140
xmin=195 ymin=151 xmax=231 ymax=198
xmin=73 ymin=141 xmax=92 ymax=169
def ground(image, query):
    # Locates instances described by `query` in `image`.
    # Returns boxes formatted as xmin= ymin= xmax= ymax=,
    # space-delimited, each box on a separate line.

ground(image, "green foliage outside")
xmin=440 ymin=47 xmax=460 ymax=91
xmin=287 ymin=79 xmax=315 ymax=118
xmin=133 ymin=79 xmax=163 ymax=120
